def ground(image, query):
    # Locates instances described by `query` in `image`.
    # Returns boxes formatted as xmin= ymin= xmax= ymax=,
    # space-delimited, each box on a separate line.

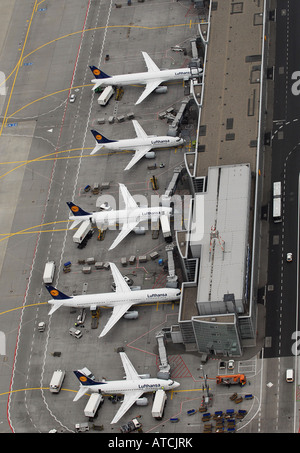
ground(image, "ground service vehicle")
xmin=216 ymin=374 xmax=246 ymax=386
xmin=84 ymin=393 xmax=104 ymax=417
xmin=160 ymin=214 xmax=172 ymax=242
xmin=43 ymin=261 xmax=55 ymax=284
xmin=38 ymin=322 xmax=46 ymax=332
xmin=120 ymin=418 xmax=142 ymax=433
xmin=49 ymin=370 xmax=65 ymax=393
xmin=151 ymin=389 xmax=167 ymax=419
xmin=98 ymin=86 xmax=114 ymax=105
xmin=69 ymin=327 xmax=82 ymax=338
xmin=72 ymin=220 xmax=92 ymax=244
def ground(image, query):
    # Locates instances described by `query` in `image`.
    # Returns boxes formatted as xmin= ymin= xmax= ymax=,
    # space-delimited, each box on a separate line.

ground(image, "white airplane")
xmin=90 ymin=51 xmax=199 ymax=104
xmin=73 ymin=352 xmax=180 ymax=424
xmin=90 ymin=120 xmax=185 ymax=171
xmin=45 ymin=262 xmax=181 ymax=337
xmin=67 ymin=183 xmax=172 ymax=250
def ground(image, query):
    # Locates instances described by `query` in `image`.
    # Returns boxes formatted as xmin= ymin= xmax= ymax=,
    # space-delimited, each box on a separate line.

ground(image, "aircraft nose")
xmin=173 ymin=381 xmax=180 ymax=389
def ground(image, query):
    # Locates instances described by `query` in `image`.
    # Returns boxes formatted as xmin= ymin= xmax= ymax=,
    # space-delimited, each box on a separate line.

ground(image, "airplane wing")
xmin=132 ymin=120 xmax=148 ymax=139
xmin=108 ymin=220 xmax=140 ymax=250
xmin=109 ymin=262 xmax=132 ymax=293
xmin=135 ymin=81 xmax=162 ymax=105
xmin=99 ymin=303 xmax=133 ymax=338
xmin=110 ymin=390 xmax=145 ymax=424
xmin=142 ymin=52 xmax=160 ymax=72
xmin=124 ymin=146 xmax=153 ymax=170
xmin=119 ymin=183 xmax=138 ymax=210
xmin=119 ymin=352 xmax=140 ymax=380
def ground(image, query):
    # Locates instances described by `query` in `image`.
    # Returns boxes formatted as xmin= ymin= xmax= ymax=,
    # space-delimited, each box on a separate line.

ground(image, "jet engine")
xmin=123 ymin=310 xmax=139 ymax=319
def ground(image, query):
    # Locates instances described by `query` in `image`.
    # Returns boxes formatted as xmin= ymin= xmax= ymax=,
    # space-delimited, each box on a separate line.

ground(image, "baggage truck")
xmin=72 ymin=220 xmax=92 ymax=244
xmin=84 ymin=393 xmax=104 ymax=417
xmin=98 ymin=86 xmax=114 ymax=106
xmin=49 ymin=370 xmax=65 ymax=393
xmin=151 ymin=389 xmax=167 ymax=419
xmin=43 ymin=261 xmax=55 ymax=284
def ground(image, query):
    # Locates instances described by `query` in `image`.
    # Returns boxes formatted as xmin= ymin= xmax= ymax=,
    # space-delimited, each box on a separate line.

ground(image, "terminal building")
xmin=175 ymin=163 xmax=254 ymax=357
xmin=164 ymin=0 xmax=265 ymax=357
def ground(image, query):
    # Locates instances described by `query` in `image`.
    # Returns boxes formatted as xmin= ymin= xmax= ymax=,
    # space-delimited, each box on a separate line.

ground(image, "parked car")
xmin=228 ymin=360 xmax=235 ymax=370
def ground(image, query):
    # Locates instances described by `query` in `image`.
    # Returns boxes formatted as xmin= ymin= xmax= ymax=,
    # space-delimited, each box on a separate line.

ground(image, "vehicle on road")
xmin=286 ymin=252 xmax=293 ymax=262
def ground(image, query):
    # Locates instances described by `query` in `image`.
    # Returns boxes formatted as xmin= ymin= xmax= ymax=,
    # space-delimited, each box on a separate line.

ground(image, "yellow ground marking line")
xmin=35 ymin=0 xmax=46 ymax=12
xmin=0 ymin=146 xmax=136 ymax=180
xmin=0 ymin=1 xmax=38 ymax=137
xmin=0 ymin=220 xmax=69 ymax=243
xmin=0 ymin=387 xmax=78 ymax=397
xmin=0 ymin=146 xmax=93 ymax=180
xmin=0 ymin=21 xmax=198 ymax=95
xmin=4 ymin=84 xmax=91 ymax=126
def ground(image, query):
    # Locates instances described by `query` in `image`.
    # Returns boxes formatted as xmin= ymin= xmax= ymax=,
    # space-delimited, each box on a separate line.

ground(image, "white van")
xmin=286 ymin=369 xmax=294 ymax=383
xmin=49 ymin=370 xmax=65 ymax=393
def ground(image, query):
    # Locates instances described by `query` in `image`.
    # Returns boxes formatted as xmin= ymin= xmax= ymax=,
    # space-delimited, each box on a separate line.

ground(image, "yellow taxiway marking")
xmin=0 ymin=20 xmax=199 ymax=130
xmin=0 ymin=1 xmax=38 ymax=136
xmin=4 ymin=84 xmax=91 ymax=125
xmin=0 ymin=387 xmax=78 ymax=397
xmin=0 ymin=220 xmax=69 ymax=243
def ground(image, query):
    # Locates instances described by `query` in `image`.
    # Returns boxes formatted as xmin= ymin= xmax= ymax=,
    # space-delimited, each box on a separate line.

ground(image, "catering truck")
xmin=151 ymin=389 xmax=167 ymax=419
xmin=49 ymin=370 xmax=65 ymax=393
xmin=160 ymin=215 xmax=172 ymax=242
xmin=98 ymin=86 xmax=114 ymax=106
xmin=43 ymin=261 xmax=55 ymax=284
xmin=84 ymin=393 xmax=104 ymax=418
xmin=72 ymin=219 xmax=92 ymax=244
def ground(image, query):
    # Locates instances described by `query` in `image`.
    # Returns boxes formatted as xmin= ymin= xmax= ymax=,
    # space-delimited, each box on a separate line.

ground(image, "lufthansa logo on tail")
xmin=96 ymin=134 xmax=102 ymax=141
xmin=50 ymin=289 xmax=59 ymax=297
xmin=71 ymin=206 xmax=79 ymax=213
xmin=93 ymin=69 xmax=100 ymax=76
xmin=79 ymin=376 xmax=87 ymax=382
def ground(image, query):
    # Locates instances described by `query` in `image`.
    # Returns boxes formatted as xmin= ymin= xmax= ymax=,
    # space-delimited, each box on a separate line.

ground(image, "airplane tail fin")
xmin=73 ymin=370 xmax=107 ymax=387
xmin=91 ymin=129 xmax=117 ymax=145
xmin=89 ymin=65 xmax=111 ymax=80
xmin=66 ymin=202 xmax=91 ymax=217
xmin=45 ymin=285 xmax=72 ymax=300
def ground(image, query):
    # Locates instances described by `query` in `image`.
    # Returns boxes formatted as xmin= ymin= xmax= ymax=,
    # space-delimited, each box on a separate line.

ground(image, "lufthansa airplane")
xmin=90 ymin=120 xmax=184 ymax=171
xmin=67 ymin=183 xmax=172 ymax=250
xmin=45 ymin=262 xmax=181 ymax=337
xmin=73 ymin=352 xmax=180 ymax=424
xmin=90 ymin=51 xmax=199 ymax=104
